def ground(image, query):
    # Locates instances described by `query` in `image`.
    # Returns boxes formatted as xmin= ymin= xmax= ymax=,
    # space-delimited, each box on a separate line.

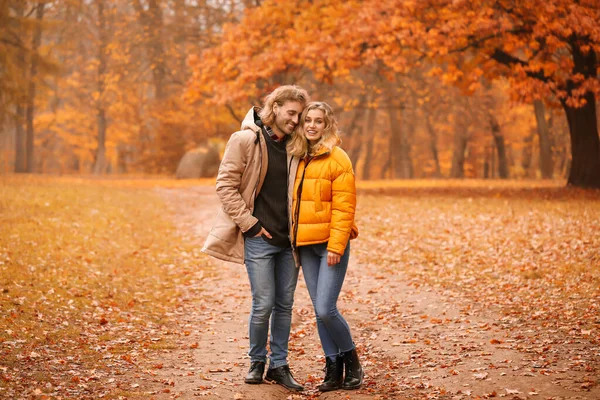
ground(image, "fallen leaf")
xmin=208 ymin=368 xmax=232 ymax=373
xmin=473 ymin=372 xmax=488 ymax=380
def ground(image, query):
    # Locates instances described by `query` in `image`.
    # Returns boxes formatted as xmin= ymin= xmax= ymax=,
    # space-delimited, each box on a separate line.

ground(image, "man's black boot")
xmin=265 ymin=365 xmax=304 ymax=391
xmin=341 ymin=348 xmax=363 ymax=390
xmin=244 ymin=361 xmax=265 ymax=384
xmin=318 ymin=356 xmax=343 ymax=392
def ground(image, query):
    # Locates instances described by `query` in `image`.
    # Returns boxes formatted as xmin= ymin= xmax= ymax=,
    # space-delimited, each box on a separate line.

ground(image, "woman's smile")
xmin=303 ymin=109 xmax=326 ymax=145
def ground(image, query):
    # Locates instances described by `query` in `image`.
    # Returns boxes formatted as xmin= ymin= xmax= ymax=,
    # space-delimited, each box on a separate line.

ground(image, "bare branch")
xmin=225 ymin=103 xmax=242 ymax=122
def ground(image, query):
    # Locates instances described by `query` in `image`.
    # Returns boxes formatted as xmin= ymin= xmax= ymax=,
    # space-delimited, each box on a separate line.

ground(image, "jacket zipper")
xmin=291 ymin=150 xmax=331 ymax=249
xmin=292 ymin=157 xmax=313 ymax=249
xmin=251 ymin=130 xmax=262 ymax=204
xmin=287 ymin=156 xmax=293 ymax=243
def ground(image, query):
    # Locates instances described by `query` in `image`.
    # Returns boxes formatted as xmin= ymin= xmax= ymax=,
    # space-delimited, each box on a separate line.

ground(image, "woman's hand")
xmin=327 ymin=251 xmax=341 ymax=266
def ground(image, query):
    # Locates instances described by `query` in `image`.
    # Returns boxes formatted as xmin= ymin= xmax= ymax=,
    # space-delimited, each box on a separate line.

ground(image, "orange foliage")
xmin=189 ymin=0 xmax=600 ymax=107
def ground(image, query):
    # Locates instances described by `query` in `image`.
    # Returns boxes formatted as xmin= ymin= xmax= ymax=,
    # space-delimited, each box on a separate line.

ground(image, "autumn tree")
xmin=366 ymin=0 xmax=600 ymax=187
xmin=24 ymin=2 xmax=46 ymax=172
xmin=3 ymin=0 xmax=586 ymax=180
xmin=188 ymin=0 xmax=597 ymax=186
xmin=532 ymin=100 xmax=554 ymax=179
xmin=93 ymin=0 xmax=109 ymax=174
xmin=0 ymin=1 xmax=55 ymax=173
xmin=2 ymin=1 xmax=30 ymax=173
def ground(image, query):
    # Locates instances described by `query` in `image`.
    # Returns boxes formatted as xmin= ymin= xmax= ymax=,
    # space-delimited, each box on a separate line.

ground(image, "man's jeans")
xmin=299 ymin=242 xmax=354 ymax=359
xmin=244 ymin=236 xmax=299 ymax=369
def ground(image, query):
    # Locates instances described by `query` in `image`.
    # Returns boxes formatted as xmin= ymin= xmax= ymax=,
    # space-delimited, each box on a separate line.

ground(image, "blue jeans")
xmin=244 ymin=236 xmax=299 ymax=369
xmin=299 ymin=242 xmax=354 ymax=359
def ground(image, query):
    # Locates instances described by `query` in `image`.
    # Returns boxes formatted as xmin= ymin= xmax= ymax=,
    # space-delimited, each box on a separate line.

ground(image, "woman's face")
xmin=303 ymin=108 xmax=326 ymax=145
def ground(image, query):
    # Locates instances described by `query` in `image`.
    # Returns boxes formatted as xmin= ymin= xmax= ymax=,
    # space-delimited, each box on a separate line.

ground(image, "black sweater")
xmin=243 ymin=129 xmax=290 ymax=248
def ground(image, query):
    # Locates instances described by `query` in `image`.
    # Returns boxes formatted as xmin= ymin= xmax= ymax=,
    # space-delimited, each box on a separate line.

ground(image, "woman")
xmin=288 ymin=101 xmax=363 ymax=392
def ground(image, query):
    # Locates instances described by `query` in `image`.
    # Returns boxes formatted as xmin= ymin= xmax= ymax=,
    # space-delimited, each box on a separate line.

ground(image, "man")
xmin=202 ymin=85 xmax=310 ymax=391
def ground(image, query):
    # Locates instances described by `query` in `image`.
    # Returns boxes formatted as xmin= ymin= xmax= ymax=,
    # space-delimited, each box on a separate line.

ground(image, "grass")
xmin=0 ymin=174 xmax=213 ymax=398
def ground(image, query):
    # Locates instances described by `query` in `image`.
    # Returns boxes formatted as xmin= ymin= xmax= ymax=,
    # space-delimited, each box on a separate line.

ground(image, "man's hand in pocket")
xmin=255 ymin=227 xmax=272 ymax=239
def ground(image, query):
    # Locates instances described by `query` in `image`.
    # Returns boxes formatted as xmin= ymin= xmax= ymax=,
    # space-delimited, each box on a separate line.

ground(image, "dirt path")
xmin=134 ymin=186 xmax=599 ymax=400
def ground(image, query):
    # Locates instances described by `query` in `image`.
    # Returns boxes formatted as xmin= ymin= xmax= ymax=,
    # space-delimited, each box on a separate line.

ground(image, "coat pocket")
xmin=314 ymin=180 xmax=323 ymax=212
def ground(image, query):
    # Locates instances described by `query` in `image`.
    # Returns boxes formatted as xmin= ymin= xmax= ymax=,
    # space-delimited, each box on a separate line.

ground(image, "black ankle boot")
xmin=318 ymin=356 xmax=343 ymax=392
xmin=341 ymin=348 xmax=363 ymax=390
xmin=265 ymin=365 xmax=304 ymax=391
xmin=244 ymin=361 xmax=265 ymax=384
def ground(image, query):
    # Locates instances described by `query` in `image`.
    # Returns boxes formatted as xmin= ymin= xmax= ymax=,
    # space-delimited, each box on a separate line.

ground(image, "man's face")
xmin=272 ymin=101 xmax=304 ymax=136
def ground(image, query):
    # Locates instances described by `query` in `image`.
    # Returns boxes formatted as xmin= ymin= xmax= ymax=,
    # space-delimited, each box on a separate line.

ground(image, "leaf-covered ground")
xmin=350 ymin=184 xmax=600 ymax=399
xmin=0 ymin=176 xmax=214 ymax=399
xmin=1 ymin=176 xmax=599 ymax=399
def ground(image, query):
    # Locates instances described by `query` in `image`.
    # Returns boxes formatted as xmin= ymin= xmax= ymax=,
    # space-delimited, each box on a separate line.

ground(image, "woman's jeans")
xmin=299 ymin=242 xmax=354 ymax=359
xmin=244 ymin=236 xmax=299 ymax=369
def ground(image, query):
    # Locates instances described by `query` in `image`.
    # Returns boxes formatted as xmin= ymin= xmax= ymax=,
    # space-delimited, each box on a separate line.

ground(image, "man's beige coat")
xmin=202 ymin=108 xmax=299 ymax=264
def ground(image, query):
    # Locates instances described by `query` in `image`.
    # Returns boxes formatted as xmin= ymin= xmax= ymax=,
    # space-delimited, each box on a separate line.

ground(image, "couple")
xmin=202 ymin=85 xmax=362 ymax=392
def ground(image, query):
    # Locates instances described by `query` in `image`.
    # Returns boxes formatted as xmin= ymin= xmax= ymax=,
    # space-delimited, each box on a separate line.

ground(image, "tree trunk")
xmin=25 ymin=2 xmax=45 ymax=173
xmin=134 ymin=0 xmax=167 ymax=100
xmin=381 ymin=156 xmax=390 ymax=179
xmin=484 ymin=145 xmax=490 ymax=178
xmin=450 ymin=130 xmax=468 ymax=178
xmin=149 ymin=0 xmax=166 ymax=100
xmin=93 ymin=0 xmax=107 ymax=175
xmin=344 ymin=93 xmax=367 ymax=166
xmin=425 ymin=114 xmax=441 ymax=177
xmin=563 ymin=97 xmax=600 ymax=187
xmin=94 ymin=108 xmax=107 ymax=174
xmin=555 ymin=126 xmax=571 ymax=180
xmin=399 ymin=105 xmax=414 ymax=178
xmin=493 ymin=134 xmax=509 ymax=179
xmin=14 ymin=2 xmax=26 ymax=173
xmin=387 ymin=105 xmax=412 ymax=178
xmin=173 ymin=0 xmax=187 ymax=77
xmin=117 ymin=144 xmax=128 ymax=173
xmin=521 ymin=131 xmax=534 ymax=178
xmin=387 ymin=108 xmax=404 ymax=178
xmin=489 ymin=115 xmax=509 ymax=179
xmin=563 ymin=37 xmax=600 ymax=188
xmin=533 ymin=99 xmax=554 ymax=179
xmin=2 ymin=119 xmax=9 ymax=173
xmin=361 ymin=106 xmax=377 ymax=180
xmin=15 ymin=105 xmax=26 ymax=173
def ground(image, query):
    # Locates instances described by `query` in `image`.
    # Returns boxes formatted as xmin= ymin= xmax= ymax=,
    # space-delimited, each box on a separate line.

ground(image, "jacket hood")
xmin=312 ymin=132 xmax=342 ymax=157
xmin=240 ymin=107 xmax=261 ymax=132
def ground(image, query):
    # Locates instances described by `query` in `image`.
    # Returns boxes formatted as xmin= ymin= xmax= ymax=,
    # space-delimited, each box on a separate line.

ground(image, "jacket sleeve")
xmin=215 ymin=132 xmax=259 ymax=233
xmin=327 ymin=154 xmax=356 ymax=255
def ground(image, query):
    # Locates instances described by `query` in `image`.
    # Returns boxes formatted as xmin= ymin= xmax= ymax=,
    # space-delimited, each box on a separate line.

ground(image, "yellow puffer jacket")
xmin=291 ymin=135 xmax=358 ymax=256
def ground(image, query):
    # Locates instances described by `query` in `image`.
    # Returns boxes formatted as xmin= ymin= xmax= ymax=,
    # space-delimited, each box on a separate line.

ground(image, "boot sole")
xmin=342 ymin=373 xmax=364 ymax=390
xmin=264 ymin=377 xmax=304 ymax=392
xmin=244 ymin=378 xmax=263 ymax=384
xmin=318 ymin=385 xmax=342 ymax=392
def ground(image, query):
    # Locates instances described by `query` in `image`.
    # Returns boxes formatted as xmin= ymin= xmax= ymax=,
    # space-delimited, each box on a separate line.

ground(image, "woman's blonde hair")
xmin=258 ymin=85 xmax=310 ymax=126
xmin=287 ymin=101 xmax=339 ymax=158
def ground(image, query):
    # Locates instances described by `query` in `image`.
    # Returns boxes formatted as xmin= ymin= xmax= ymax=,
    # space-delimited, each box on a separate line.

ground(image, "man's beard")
xmin=275 ymin=118 xmax=294 ymax=135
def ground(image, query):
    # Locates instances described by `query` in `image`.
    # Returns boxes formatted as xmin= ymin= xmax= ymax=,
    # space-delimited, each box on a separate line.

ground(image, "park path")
xmin=132 ymin=186 xmax=599 ymax=400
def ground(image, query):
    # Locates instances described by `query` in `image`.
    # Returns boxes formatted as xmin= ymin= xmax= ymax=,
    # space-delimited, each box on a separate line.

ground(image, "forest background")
xmin=2 ymin=2 xmax=600 ymax=398
xmin=1 ymin=0 xmax=600 ymax=187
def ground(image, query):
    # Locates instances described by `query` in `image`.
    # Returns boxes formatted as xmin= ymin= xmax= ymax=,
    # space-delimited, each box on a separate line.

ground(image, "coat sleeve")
xmin=215 ymin=132 xmax=259 ymax=233
xmin=327 ymin=152 xmax=356 ymax=255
